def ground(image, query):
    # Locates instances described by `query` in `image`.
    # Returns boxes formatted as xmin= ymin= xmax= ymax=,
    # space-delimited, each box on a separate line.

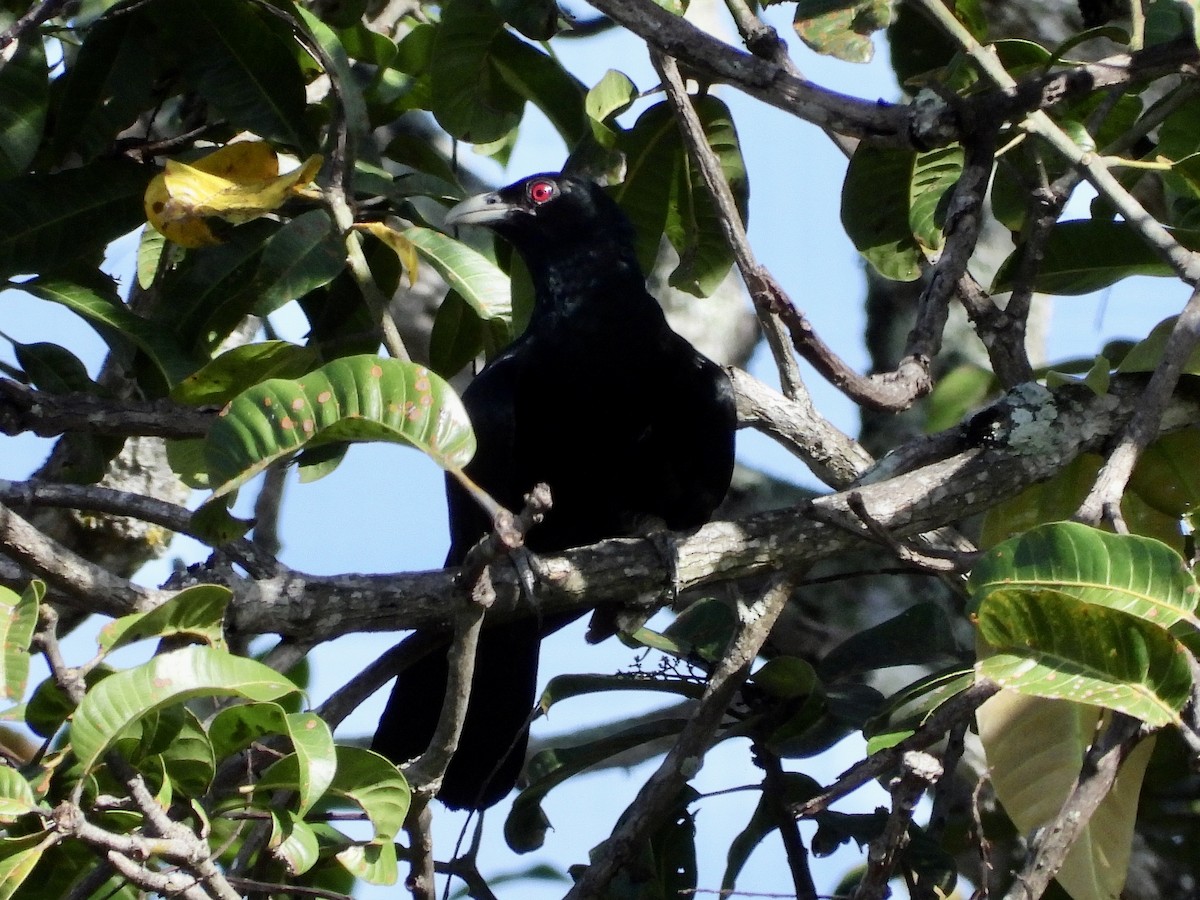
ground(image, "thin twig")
xmin=565 ymin=575 xmax=794 ymax=897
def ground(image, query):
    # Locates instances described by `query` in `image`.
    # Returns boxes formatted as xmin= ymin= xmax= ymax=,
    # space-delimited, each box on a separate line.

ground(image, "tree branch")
xmin=565 ymin=574 xmax=794 ymax=897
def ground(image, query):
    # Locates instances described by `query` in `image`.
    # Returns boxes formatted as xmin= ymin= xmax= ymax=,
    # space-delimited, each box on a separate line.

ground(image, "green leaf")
xmin=629 ymin=597 xmax=739 ymax=663
xmin=430 ymin=0 xmax=524 ymax=144
xmin=976 ymin=589 xmax=1193 ymax=726
xmin=864 ymin=665 xmax=975 ymax=752
xmin=68 ymin=645 xmax=299 ymax=774
xmin=0 ymin=30 xmax=47 ymax=179
xmin=1129 ymin=428 xmax=1200 ymax=517
xmin=149 ymin=0 xmax=313 ymax=151
xmin=925 ymin=363 xmax=994 ymax=433
xmin=819 ymin=602 xmax=960 ymax=679
xmin=282 ymin=712 xmax=337 ymax=817
xmin=19 ymin=275 xmax=195 ymax=387
xmin=429 ymin=289 xmax=485 ymax=378
xmin=506 ymin=718 xmax=689 ymax=852
xmin=969 ymin=522 xmax=1200 ymax=635
xmin=908 ymin=146 xmax=964 ymax=256
xmin=991 ymin=220 xmax=1200 ymax=295
xmin=585 ymin=69 xmax=638 ymax=143
xmin=665 ymin=96 xmax=748 ymax=296
xmin=208 ymin=700 xmax=300 ymax=760
xmin=0 ymin=159 xmax=153 ymax=280
xmin=337 ymin=839 xmax=399 ymax=886
xmin=841 ymin=145 xmax=923 ymax=281
xmin=492 ymin=0 xmax=560 ymax=40
xmin=293 ymin=5 xmax=370 ymax=143
xmin=723 ymin=773 xmax=822 ymax=891
xmin=98 ymin=585 xmax=231 ymax=652
xmin=158 ymin=707 xmax=216 ymax=797
xmin=793 ymin=0 xmax=893 ymax=62
xmin=171 ymin=341 xmax=319 ymax=406
xmin=978 ymin=692 xmax=1155 ymax=900
xmin=9 ymin=340 xmax=94 ymax=396
xmin=1117 ymin=315 xmax=1200 ymax=376
xmin=538 ymin=673 xmax=705 ymax=714
xmin=268 ymin=810 xmax=321 ymax=876
xmin=157 ymin=219 xmax=278 ymax=355
xmin=259 ymin=746 xmax=409 ymax=843
xmin=0 ymin=832 xmax=49 ymax=900
xmin=403 ymin=226 xmax=512 ymax=321
xmin=251 ymin=210 xmax=347 ymax=316
xmin=204 ymin=355 xmax=476 ymax=498
xmin=1 ymin=583 xmax=41 ymax=709
xmin=614 ymin=97 xmax=748 ymax=294
xmin=53 ymin=10 xmax=160 ymax=161
xmin=491 ymin=33 xmax=587 ymax=145
xmin=0 ymin=767 xmax=37 ymax=822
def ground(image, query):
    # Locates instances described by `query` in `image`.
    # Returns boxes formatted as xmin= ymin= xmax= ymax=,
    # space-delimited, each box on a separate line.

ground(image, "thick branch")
xmin=217 ymin=379 xmax=1197 ymax=642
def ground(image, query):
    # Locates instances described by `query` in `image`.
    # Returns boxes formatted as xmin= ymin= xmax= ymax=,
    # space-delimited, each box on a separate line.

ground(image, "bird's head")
xmin=443 ymin=173 xmax=636 ymax=268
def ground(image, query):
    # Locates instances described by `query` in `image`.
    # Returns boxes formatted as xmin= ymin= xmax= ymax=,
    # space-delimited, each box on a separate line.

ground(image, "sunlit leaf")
xmin=98 ymin=585 xmax=231 ymax=652
xmin=271 ymin=810 xmax=321 ymax=876
xmin=258 ymin=746 xmax=409 ymax=843
xmin=69 ymin=646 xmax=299 ymax=773
xmin=355 ymin=221 xmax=420 ymax=286
xmin=909 ymin=145 xmax=964 ymax=256
xmin=0 ymin=832 xmax=49 ymax=900
xmin=969 ymin=522 xmax=1200 ymax=635
xmin=976 ymin=589 xmax=1192 ymax=726
xmin=171 ymin=341 xmax=318 ymax=407
xmin=204 ymin=355 xmax=476 ymax=498
xmin=0 ymin=767 xmax=37 ymax=822
xmin=145 ymin=143 xmax=322 ymax=248
xmin=0 ymin=590 xmax=32 ymax=694
xmin=793 ymin=0 xmax=893 ymax=62
xmin=404 ymin=225 xmax=511 ymax=321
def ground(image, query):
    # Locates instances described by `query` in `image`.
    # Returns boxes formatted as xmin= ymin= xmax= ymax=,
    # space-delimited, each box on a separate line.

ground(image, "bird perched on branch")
xmin=372 ymin=173 xmax=737 ymax=810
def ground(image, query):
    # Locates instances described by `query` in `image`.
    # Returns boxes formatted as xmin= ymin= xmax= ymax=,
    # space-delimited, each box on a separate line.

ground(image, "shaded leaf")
xmin=819 ymin=602 xmax=960 ymax=679
xmin=0 ymin=31 xmax=47 ymax=179
xmin=54 ymin=10 xmax=160 ymax=161
xmin=355 ymin=221 xmax=419 ymax=287
xmin=793 ymin=0 xmax=893 ymax=62
xmin=271 ymin=810 xmax=321 ymax=876
xmin=430 ymin=0 xmax=524 ymax=143
xmin=337 ymin=839 xmax=399 ymax=886
xmin=429 ymin=289 xmax=484 ymax=378
xmin=293 ymin=5 xmax=370 ymax=142
xmin=538 ymin=673 xmax=704 ymax=714
xmin=492 ymin=33 xmax=587 ymax=145
xmin=204 ymin=355 xmax=476 ymax=498
xmin=841 ymin=145 xmax=923 ymax=281
xmin=19 ymin=275 xmax=194 ymax=387
xmin=864 ymin=665 xmax=974 ymax=752
xmin=69 ymin=646 xmax=299 ymax=773
xmin=150 ymin=0 xmax=313 ymax=150
xmin=251 ymin=209 xmax=346 ymax=315
xmin=992 ymin=220 xmax=1200 ymax=295
xmin=507 ymin=718 xmax=689 ymax=852
xmin=723 ymin=773 xmax=822 ymax=891
xmin=158 ymin=708 xmax=215 ymax=797
xmin=0 ymin=832 xmax=49 ymax=900
xmin=0 ymin=159 xmax=152 ymax=280
xmin=10 ymin=341 xmax=93 ymax=395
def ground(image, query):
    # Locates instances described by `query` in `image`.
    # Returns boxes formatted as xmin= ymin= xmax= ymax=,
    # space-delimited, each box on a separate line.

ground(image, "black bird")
xmin=371 ymin=173 xmax=737 ymax=810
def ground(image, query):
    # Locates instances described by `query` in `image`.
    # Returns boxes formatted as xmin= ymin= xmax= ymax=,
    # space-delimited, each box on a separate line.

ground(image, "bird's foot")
xmin=586 ymin=517 xmax=680 ymax=644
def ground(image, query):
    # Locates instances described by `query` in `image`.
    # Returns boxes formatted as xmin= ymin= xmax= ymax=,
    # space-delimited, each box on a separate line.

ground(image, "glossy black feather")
xmin=371 ymin=174 xmax=737 ymax=810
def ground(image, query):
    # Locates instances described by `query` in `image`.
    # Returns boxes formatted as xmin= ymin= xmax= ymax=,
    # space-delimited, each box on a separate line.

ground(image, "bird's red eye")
xmin=528 ymin=180 xmax=556 ymax=205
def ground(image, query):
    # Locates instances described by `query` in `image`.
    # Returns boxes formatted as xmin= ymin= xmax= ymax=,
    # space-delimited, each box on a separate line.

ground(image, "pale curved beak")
xmin=443 ymin=191 xmax=519 ymax=227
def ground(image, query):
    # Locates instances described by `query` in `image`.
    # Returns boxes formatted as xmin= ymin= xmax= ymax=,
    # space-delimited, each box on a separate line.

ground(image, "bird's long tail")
xmin=372 ymin=618 xmax=541 ymax=810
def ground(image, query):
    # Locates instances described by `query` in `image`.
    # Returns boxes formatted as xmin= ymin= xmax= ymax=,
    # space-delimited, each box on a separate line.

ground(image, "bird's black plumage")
xmin=371 ymin=174 xmax=737 ymax=810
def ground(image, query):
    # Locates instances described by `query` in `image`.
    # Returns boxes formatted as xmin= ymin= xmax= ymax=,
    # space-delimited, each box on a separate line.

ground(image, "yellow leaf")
xmin=978 ymin=691 xmax=1155 ymax=900
xmin=355 ymin=221 xmax=420 ymax=287
xmin=144 ymin=142 xmax=323 ymax=248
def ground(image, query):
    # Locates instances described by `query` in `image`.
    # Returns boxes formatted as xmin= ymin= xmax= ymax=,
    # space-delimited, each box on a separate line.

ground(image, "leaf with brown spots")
xmin=202 ymin=354 xmax=476 ymax=499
